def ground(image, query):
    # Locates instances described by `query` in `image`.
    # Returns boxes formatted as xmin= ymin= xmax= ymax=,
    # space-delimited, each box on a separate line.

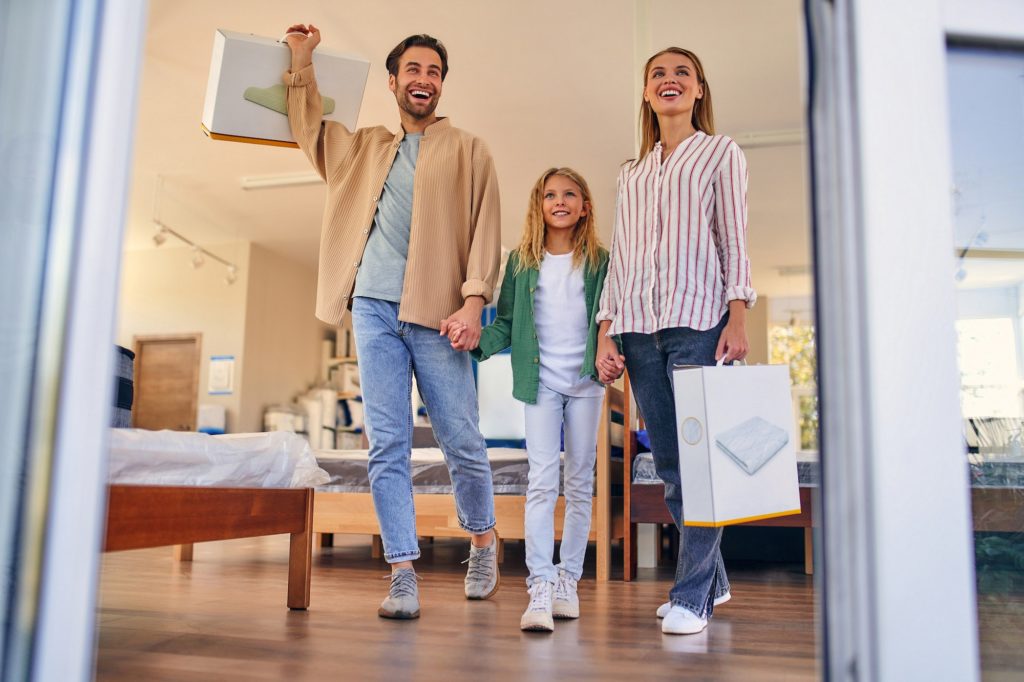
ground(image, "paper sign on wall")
xmin=208 ymin=355 xmax=235 ymax=395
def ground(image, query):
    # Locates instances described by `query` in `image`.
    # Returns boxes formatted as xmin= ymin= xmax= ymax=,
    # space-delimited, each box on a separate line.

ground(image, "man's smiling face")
xmin=388 ymin=46 xmax=444 ymax=121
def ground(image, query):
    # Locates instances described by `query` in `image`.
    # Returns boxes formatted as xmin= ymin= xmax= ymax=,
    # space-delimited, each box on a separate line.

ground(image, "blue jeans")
xmin=351 ymin=297 xmax=496 ymax=563
xmin=621 ymin=315 xmax=731 ymax=618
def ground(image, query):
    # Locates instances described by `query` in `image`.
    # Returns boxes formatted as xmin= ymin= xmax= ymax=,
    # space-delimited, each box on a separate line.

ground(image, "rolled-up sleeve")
xmin=462 ymin=138 xmax=501 ymax=302
xmin=712 ymin=141 xmax=757 ymax=308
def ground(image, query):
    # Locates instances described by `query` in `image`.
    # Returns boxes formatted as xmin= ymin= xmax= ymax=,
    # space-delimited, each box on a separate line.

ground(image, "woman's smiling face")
xmin=643 ymin=52 xmax=703 ymax=117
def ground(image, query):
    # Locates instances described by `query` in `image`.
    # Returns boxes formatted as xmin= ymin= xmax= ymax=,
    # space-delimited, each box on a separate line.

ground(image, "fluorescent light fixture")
xmin=239 ymin=171 xmax=324 ymax=190
xmin=732 ymin=129 xmax=805 ymax=149
xmin=777 ymin=264 xmax=811 ymax=277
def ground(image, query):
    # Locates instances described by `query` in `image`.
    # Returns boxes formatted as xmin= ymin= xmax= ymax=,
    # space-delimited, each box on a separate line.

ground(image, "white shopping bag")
xmin=201 ymin=29 xmax=370 ymax=148
xmin=673 ymin=362 xmax=800 ymax=526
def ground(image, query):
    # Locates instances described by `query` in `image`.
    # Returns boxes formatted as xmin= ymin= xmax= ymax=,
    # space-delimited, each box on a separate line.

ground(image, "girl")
xmin=451 ymin=167 xmax=609 ymax=632
xmin=595 ymin=48 xmax=756 ymax=636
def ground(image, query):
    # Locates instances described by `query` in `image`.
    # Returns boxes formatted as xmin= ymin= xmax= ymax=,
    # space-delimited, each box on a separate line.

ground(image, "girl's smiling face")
xmin=644 ymin=52 xmax=703 ymax=117
xmin=542 ymin=175 xmax=588 ymax=234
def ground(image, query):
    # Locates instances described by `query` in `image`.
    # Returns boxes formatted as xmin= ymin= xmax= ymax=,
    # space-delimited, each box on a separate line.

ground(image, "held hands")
xmin=283 ymin=24 xmax=320 ymax=70
xmin=440 ymin=299 xmax=484 ymax=351
xmin=596 ymin=334 xmax=625 ymax=384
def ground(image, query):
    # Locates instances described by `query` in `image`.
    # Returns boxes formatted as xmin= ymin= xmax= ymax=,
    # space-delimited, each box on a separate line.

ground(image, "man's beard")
xmin=398 ymin=91 xmax=438 ymax=120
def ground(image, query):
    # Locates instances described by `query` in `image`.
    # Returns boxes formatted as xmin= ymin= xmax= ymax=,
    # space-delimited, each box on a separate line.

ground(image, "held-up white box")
xmin=673 ymin=364 xmax=801 ymax=526
xmin=201 ymin=29 xmax=370 ymax=148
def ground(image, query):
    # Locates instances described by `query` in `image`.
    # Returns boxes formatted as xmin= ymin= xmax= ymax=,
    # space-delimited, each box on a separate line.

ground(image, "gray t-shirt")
xmin=353 ymin=132 xmax=422 ymax=302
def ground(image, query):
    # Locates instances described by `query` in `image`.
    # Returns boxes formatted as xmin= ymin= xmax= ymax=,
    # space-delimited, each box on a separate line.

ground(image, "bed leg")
xmin=371 ymin=534 xmax=383 ymax=559
xmin=804 ymin=527 xmax=814 ymax=575
xmin=318 ymin=533 xmax=334 ymax=548
xmin=497 ymin=538 xmax=505 ymax=564
xmin=288 ymin=490 xmax=314 ymax=610
xmin=173 ymin=544 xmax=193 ymax=562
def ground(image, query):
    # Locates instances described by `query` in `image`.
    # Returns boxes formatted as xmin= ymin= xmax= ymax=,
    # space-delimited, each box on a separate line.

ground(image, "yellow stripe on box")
xmin=684 ymin=508 xmax=802 ymax=528
xmin=201 ymin=124 xmax=299 ymax=149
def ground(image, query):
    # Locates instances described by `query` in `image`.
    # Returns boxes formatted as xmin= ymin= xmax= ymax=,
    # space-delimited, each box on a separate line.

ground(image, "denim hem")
xmin=670 ymin=599 xmax=708 ymax=618
xmin=461 ymin=520 xmax=496 ymax=535
xmin=525 ymin=570 xmax=558 ymax=586
xmin=555 ymin=563 xmax=584 ymax=581
xmin=384 ymin=550 xmax=421 ymax=563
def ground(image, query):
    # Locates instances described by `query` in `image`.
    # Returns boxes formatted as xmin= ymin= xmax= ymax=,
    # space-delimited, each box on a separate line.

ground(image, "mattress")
xmin=316 ymin=447 xmax=567 ymax=495
xmin=108 ymin=429 xmax=330 ymax=488
xmin=631 ymin=449 xmax=1024 ymax=490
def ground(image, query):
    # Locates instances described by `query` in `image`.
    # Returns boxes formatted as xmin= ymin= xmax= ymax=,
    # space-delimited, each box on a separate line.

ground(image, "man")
xmin=284 ymin=25 xmax=501 ymax=619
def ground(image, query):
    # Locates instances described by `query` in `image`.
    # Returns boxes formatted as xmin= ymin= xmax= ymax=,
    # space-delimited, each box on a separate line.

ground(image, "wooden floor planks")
xmin=96 ymin=534 xmax=819 ymax=680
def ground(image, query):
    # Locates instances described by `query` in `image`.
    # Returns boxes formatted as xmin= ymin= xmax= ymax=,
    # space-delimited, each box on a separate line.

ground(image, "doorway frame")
xmin=131 ymin=333 xmax=203 ymax=431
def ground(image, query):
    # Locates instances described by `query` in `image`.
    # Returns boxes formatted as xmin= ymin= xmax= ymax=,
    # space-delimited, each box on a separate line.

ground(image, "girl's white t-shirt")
xmin=534 ymin=251 xmax=604 ymax=398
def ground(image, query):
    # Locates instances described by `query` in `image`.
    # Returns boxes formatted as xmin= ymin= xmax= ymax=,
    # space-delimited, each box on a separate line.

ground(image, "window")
xmin=769 ymin=322 xmax=818 ymax=451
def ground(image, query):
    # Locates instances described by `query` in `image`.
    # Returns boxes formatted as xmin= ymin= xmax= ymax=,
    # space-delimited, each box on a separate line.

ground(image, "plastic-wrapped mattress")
xmin=108 ymin=430 xmax=330 ymax=488
xmin=316 ymin=447 xmax=558 ymax=495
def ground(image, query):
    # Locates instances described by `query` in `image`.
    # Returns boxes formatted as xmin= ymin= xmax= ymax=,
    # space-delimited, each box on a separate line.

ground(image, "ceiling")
xmin=124 ymin=0 xmax=813 ymax=298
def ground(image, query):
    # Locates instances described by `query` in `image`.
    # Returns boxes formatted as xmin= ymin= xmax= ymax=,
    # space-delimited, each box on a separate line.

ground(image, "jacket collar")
xmin=395 ymin=117 xmax=451 ymax=143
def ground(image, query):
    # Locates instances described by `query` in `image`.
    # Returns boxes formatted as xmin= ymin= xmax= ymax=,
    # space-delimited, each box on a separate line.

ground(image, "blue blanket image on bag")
xmin=714 ymin=416 xmax=789 ymax=475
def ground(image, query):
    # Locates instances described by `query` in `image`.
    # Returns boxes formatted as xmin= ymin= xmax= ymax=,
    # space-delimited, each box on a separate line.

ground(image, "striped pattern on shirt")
xmin=597 ymin=131 xmax=757 ymax=335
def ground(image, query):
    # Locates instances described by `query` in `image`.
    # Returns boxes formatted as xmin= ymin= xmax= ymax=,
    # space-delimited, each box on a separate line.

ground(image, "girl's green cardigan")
xmin=472 ymin=248 xmax=610 ymax=404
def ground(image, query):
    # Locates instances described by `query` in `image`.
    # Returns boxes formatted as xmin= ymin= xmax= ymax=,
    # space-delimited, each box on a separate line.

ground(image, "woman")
xmin=595 ymin=47 xmax=756 ymax=635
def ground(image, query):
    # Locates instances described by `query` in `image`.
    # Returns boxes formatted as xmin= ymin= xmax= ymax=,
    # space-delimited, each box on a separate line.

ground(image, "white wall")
xmin=117 ymin=241 xmax=251 ymax=429
xmin=117 ymin=240 xmax=327 ymax=433
xmin=238 ymin=244 xmax=329 ymax=432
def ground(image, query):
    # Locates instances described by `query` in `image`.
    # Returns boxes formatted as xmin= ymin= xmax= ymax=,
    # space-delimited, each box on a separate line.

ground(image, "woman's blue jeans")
xmin=621 ymin=315 xmax=731 ymax=617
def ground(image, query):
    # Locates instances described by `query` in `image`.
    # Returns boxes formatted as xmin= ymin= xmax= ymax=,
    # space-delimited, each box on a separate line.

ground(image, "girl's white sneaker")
xmin=661 ymin=605 xmax=708 ymax=635
xmin=552 ymin=569 xmax=579 ymax=619
xmin=520 ymin=579 xmax=555 ymax=632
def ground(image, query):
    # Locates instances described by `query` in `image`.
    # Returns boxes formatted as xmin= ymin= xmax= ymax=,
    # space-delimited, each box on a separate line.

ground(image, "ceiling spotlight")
xmin=190 ymin=246 xmax=205 ymax=269
xmin=153 ymin=225 xmax=167 ymax=246
xmin=225 ymin=265 xmax=237 ymax=285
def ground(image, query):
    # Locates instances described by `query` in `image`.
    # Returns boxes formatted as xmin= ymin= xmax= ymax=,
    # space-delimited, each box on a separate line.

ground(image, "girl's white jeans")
xmin=523 ymin=381 xmax=603 ymax=584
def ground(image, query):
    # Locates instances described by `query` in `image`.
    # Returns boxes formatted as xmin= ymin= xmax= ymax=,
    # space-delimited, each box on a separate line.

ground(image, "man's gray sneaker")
xmin=463 ymin=532 xmax=500 ymax=600
xmin=379 ymin=568 xmax=420 ymax=619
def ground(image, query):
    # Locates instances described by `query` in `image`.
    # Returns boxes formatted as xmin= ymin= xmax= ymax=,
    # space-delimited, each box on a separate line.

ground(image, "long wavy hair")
xmin=514 ymin=167 xmax=602 ymax=275
xmin=637 ymin=47 xmax=715 ymax=163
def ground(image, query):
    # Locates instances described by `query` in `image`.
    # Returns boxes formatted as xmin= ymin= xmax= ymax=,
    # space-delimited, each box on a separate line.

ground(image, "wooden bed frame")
xmin=312 ymin=385 xmax=627 ymax=582
xmin=103 ymin=484 xmax=315 ymax=609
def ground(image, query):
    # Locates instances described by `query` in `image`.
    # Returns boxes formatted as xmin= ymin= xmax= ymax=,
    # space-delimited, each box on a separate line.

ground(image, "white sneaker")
xmin=661 ymin=605 xmax=708 ymax=635
xmin=520 ymin=579 xmax=555 ymax=632
xmin=552 ymin=569 xmax=579 ymax=619
xmin=656 ymin=591 xmax=730 ymax=618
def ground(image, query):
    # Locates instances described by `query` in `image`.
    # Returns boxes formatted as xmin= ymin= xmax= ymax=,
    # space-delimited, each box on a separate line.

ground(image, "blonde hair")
xmin=637 ymin=47 xmax=715 ymax=163
xmin=514 ymin=167 xmax=602 ymax=274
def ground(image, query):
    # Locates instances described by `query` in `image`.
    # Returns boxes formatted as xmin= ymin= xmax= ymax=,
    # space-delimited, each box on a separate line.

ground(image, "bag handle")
xmin=716 ymin=355 xmax=748 ymax=367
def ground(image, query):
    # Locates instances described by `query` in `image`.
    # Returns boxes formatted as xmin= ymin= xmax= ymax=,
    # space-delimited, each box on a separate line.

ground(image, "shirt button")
xmin=362 ymin=229 xmax=369 ymax=234
xmin=533 ymin=357 xmax=539 ymax=364
xmin=353 ymin=262 xmax=359 ymax=268
xmin=372 ymin=196 xmax=379 ymax=202
xmin=529 ymin=287 xmax=535 ymax=293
